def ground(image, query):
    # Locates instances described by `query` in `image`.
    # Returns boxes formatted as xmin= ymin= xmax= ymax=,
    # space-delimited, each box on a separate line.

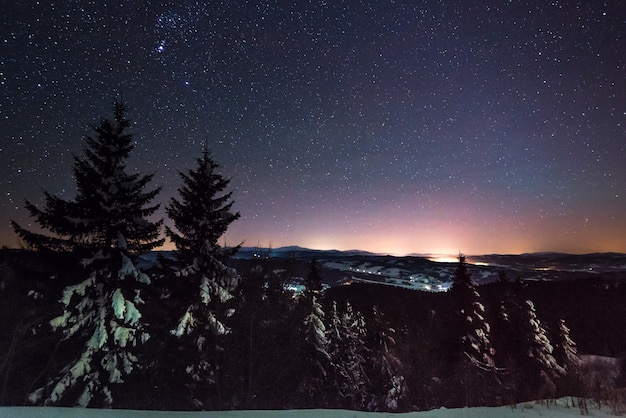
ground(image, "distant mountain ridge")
xmin=238 ymin=246 xmax=626 ymax=259
xmin=232 ymin=245 xmax=380 ymax=259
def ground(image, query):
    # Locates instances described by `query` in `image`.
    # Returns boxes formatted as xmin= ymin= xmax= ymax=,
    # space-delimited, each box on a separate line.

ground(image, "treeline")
xmin=3 ymin=249 xmax=626 ymax=411
xmin=1 ymin=102 xmax=625 ymax=411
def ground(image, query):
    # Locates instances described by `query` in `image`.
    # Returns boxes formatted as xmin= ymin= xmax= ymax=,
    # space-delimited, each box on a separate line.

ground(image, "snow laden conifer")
xmin=521 ymin=300 xmax=565 ymax=398
xmin=553 ymin=318 xmax=581 ymax=375
xmin=449 ymin=255 xmax=495 ymax=370
xmin=366 ymin=306 xmax=406 ymax=411
xmin=165 ymin=146 xmax=241 ymax=409
xmin=552 ymin=318 xmax=582 ymax=396
xmin=327 ymin=301 xmax=370 ymax=410
xmin=448 ymin=254 xmax=496 ymax=406
xmin=16 ymin=102 xmax=163 ymax=407
xmin=493 ymin=277 xmax=564 ymax=401
xmin=297 ymin=259 xmax=331 ymax=406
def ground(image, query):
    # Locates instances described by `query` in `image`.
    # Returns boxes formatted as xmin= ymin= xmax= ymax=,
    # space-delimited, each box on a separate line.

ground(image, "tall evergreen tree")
xmin=299 ymin=294 xmax=331 ymax=403
xmin=15 ymin=101 xmax=163 ymax=406
xmin=520 ymin=300 xmax=564 ymax=398
xmin=165 ymin=147 xmax=241 ymax=409
xmin=448 ymin=255 xmax=496 ymax=406
xmin=449 ymin=255 xmax=495 ymax=370
xmin=327 ymin=301 xmax=370 ymax=410
xmin=552 ymin=318 xmax=582 ymax=396
xmin=553 ymin=318 xmax=581 ymax=376
xmin=494 ymin=278 xmax=564 ymax=402
xmin=165 ymin=147 xmax=240 ymax=265
xmin=12 ymin=101 xmax=162 ymax=254
xmin=297 ymin=259 xmax=331 ymax=406
xmin=366 ymin=306 xmax=406 ymax=411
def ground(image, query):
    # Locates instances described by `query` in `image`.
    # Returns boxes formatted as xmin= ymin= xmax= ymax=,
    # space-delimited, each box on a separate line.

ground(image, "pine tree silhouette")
xmin=12 ymin=101 xmax=162 ymax=254
xmin=17 ymin=101 xmax=163 ymax=407
xmin=165 ymin=145 xmax=241 ymax=409
xmin=165 ymin=146 xmax=240 ymax=265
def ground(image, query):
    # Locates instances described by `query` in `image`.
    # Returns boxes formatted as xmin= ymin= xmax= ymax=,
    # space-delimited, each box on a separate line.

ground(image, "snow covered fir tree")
xmin=11 ymin=101 xmax=163 ymax=407
xmin=515 ymin=299 xmax=564 ymax=399
xmin=553 ymin=318 xmax=582 ymax=388
xmin=296 ymin=259 xmax=331 ymax=406
xmin=490 ymin=274 xmax=584 ymax=404
xmin=365 ymin=305 xmax=406 ymax=411
xmin=163 ymin=146 xmax=242 ymax=409
xmin=326 ymin=301 xmax=370 ymax=410
xmin=446 ymin=255 xmax=498 ymax=407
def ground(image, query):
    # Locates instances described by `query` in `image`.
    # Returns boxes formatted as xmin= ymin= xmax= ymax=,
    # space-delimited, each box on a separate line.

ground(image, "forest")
xmin=1 ymin=103 xmax=625 ymax=413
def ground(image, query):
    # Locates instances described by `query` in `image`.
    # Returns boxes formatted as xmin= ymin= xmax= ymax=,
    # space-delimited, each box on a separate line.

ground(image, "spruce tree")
xmin=366 ymin=306 xmax=406 ymax=411
xmin=448 ymin=254 xmax=496 ymax=406
xmin=327 ymin=301 xmax=370 ymax=409
xmin=165 ymin=147 xmax=241 ymax=409
xmin=521 ymin=300 xmax=564 ymax=398
xmin=165 ymin=147 xmax=240 ymax=265
xmin=297 ymin=259 xmax=331 ymax=406
xmin=235 ymin=262 xmax=301 ymax=409
xmin=299 ymin=294 xmax=330 ymax=402
xmin=552 ymin=318 xmax=582 ymax=396
xmin=12 ymin=101 xmax=162 ymax=254
xmin=449 ymin=255 xmax=495 ymax=370
xmin=494 ymin=280 xmax=564 ymax=401
xmin=553 ymin=318 xmax=581 ymax=375
xmin=16 ymin=101 xmax=163 ymax=407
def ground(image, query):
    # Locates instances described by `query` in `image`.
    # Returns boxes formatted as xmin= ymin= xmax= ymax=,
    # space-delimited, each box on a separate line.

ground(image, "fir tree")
xmin=17 ymin=101 xmax=163 ymax=407
xmin=448 ymin=254 xmax=496 ymax=406
xmin=297 ymin=259 xmax=331 ymax=406
xmin=12 ymin=101 xmax=162 ymax=254
xmin=553 ymin=318 xmax=581 ymax=375
xmin=165 ymin=147 xmax=242 ymax=409
xmin=521 ymin=300 xmax=564 ymax=398
xmin=366 ymin=306 xmax=406 ymax=411
xmin=494 ymin=279 xmax=564 ymax=401
xmin=449 ymin=255 xmax=495 ymax=370
xmin=327 ymin=301 xmax=370 ymax=410
xmin=552 ymin=318 xmax=582 ymax=396
xmin=299 ymin=294 xmax=331 ymax=403
xmin=165 ymin=146 xmax=240 ymax=265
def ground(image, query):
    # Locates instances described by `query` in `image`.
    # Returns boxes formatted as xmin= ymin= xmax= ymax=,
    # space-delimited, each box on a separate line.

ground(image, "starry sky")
xmin=2 ymin=1 xmax=625 ymax=256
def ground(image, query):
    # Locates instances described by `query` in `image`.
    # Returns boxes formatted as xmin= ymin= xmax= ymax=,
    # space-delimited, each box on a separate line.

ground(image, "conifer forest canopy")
xmin=2 ymin=1 xmax=626 ymax=255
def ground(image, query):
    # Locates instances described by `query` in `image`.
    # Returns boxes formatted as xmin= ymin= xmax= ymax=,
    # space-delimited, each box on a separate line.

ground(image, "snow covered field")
xmin=0 ymin=398 xmax=621 ymax=418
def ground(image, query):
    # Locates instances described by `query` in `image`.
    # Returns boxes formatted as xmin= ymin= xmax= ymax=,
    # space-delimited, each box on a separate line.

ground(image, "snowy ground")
xmin=0 ymin=398 xmax=621 ymax=418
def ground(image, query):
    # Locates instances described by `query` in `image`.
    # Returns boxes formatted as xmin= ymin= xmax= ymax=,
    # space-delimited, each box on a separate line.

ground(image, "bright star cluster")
xmin=1 ymin=1 xmax=625 ymax=255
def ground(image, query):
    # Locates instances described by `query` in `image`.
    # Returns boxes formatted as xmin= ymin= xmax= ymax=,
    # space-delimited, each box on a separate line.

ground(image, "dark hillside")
xmin=3 ymin=249 xmax=626 ymax=409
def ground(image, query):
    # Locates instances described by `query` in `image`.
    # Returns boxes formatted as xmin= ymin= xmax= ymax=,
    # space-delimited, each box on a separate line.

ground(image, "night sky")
xmin=2 ymin=1 xmax=625 ymax=255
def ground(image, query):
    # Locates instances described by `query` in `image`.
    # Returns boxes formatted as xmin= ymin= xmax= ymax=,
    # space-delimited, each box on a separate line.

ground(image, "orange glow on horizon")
xmin=427 ymin=256 xmax=460 ymax=263
xmin=153 ymin=212 xmax=626 ymax=256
